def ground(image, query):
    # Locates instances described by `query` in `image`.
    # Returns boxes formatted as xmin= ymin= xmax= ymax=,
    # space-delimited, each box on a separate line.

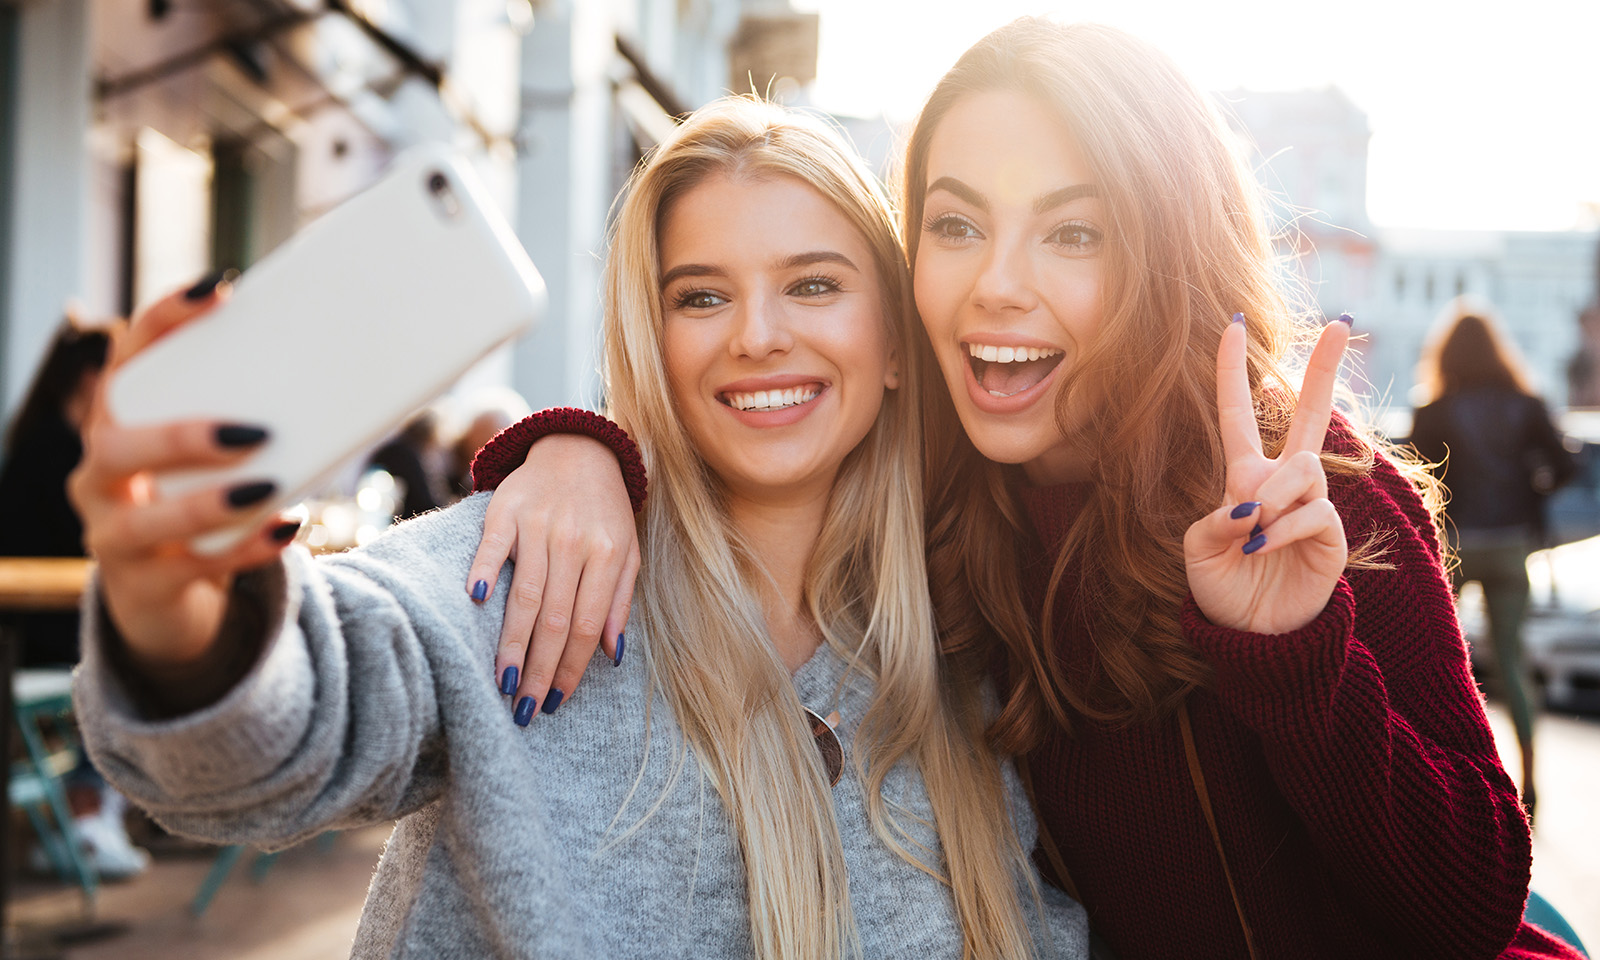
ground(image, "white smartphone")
xmin=108 ymin=144 xmax=546 ymax=553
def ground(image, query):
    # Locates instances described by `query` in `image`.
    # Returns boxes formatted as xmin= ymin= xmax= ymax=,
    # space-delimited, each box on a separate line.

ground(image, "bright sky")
xmin=797 ymin=0 xmax=1600 ymax=233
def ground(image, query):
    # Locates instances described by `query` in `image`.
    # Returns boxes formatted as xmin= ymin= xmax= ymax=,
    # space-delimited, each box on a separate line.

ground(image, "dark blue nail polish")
xmin=1231 ymin=312 xmax=1244 ymax=324
xmin=227 ymin=480 xmax=276 ymax=508
xmin=499 ymin=665 xmax=518 ymax=696
xmin=1334 ymin=312 xmax=1354 ymax=327
xmin=216 ymin=424 xmax=269 ymax=448
xmin=1229 ymin=501 xmax=1261 ymax=520
xmin=1243 ymin=532 xmax=1268 ymax=555
xmin=1249 ymin=523 xmax=1263 ymax=539
xmin=513 ymin=696 xmax=536 ymax=726
xmin=270 ymin=520 xmax=302 ymax=543
xmin=471 ymin=579 xmax=488 ymax=602
xmin=541 ymin=688 xmax=564 ymax=714
xmin=613 ymin=633 xmax=625 ymax=667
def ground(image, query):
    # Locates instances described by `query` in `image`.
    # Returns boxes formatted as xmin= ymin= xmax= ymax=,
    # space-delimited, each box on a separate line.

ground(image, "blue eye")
xmin=789 ymin=276 xmax=842 ymax=298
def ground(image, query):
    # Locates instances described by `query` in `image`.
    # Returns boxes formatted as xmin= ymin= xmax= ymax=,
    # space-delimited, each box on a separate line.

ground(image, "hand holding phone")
xmin=108 ymin=145 xmax=546 ymax=553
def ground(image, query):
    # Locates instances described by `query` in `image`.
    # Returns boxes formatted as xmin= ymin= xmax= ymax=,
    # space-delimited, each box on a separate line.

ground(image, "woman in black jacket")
xmin=1410 ymin=300 xmax=1577 ymax=818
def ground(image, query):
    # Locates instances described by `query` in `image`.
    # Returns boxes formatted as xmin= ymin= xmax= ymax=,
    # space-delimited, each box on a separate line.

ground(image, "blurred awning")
xmin=613 ymin=34 xmax=681 ymax=149
xmin=93 ymin=0 xmax=503 ymax=152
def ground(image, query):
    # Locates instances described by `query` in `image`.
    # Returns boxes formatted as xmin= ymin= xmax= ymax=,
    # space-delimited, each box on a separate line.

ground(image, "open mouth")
xmin=966 ymin=343 xmax=1065 ymax=398
xmin=718 ymin=383 xmax=824 ymax=412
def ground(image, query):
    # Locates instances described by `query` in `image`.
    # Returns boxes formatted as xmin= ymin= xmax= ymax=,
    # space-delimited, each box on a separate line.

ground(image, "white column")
xmin=2 ymin=0 xmax=91 ymax=415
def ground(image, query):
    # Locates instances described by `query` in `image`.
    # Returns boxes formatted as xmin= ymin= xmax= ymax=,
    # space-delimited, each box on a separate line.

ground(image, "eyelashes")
xmin=666 ymin=274 xmax=845 ymax=310
xmin=921 ymin=211 xmax=1104 ymax=251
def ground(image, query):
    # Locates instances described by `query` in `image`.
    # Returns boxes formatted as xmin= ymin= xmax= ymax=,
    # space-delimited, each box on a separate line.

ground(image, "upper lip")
xmin=715 ymin=374 xmax=829 ymax=395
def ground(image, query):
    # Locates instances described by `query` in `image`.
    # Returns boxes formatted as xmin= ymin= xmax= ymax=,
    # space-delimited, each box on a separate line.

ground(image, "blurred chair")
xmin=191 ymin=832 xmax=339 ymax=917
xmin=9 ymin=668 xmax=97 ymax=907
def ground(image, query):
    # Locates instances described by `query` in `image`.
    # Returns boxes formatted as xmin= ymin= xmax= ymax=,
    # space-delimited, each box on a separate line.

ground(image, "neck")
xmin=1022 ymin=440 xmax=1094 ymax=485
xmin=726 ymin=484 xmax=831 ymax=673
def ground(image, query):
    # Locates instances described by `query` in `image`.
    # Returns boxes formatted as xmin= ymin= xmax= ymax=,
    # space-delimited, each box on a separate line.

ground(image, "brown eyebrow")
xmin=1033 ymin=183 xmax=1099 ymax=214
xmin=659 ymin=251 xmax=858 ymax=290
xmin=925 ymin=176 xmax=1099 ymax=215
xmin=777 ymin=251 xmax=859 ymax=273
xmin=659 ymin=263 xmax=725 ymax=289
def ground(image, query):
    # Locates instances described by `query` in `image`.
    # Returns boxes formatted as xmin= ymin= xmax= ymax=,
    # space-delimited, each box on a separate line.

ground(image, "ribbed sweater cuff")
xmin=469 ymin=407 xmax=647 ymax=513
xmin=73 ymin=556 xmax=316 ymax=797
xmin=1181 ymin=580 xmax=1356 ymax=726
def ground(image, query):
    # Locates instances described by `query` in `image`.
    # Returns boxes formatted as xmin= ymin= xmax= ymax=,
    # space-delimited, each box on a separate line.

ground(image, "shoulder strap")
xmin=1017 ymin=757 xmax=1082 ymax=904
xmin=1179 ymin=700 xmax=1260 ymax=960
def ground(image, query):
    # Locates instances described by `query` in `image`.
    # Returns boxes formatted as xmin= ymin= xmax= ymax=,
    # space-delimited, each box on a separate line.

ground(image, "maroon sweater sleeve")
xmin=1181 ymin=446 xmax=1533 ymax=957
xmin=468 ymin=407 xmax=647 ymax=513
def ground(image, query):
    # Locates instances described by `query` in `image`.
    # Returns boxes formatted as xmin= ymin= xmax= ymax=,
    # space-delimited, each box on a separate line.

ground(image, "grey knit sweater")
xmin=74 ymin=495 xmax=1089 ymax=959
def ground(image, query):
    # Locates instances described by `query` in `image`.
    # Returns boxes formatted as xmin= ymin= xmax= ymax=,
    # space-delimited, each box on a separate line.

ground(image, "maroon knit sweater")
xmin=1017 ymin=447 xmax=1582 ymax=959
xmin=472 ymin=411 xmax=1581 ymax=958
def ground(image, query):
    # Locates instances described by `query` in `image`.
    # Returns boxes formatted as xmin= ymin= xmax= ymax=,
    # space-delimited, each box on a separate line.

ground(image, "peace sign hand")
xmin=1183 ymin=314 xmax=1351 ymax=636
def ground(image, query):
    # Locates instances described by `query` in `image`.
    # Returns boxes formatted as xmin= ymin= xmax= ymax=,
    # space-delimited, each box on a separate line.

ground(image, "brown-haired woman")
xmin=1409 ymin=298 xmax=1578 ymax=824
xmin=464 ymin=20 xmax=1580 ymax=960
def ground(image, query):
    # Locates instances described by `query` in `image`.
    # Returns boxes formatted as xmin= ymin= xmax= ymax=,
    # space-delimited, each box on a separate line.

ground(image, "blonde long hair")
xmin=603 ymin=98 xmax=1038 ymax=960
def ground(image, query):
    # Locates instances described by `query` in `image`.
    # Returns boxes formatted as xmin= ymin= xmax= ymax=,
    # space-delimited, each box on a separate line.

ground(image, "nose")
xmin=970 ymin=235 xmax=1038 ymax=315
xmin=728 ymin=292 xmax=794 ymax=360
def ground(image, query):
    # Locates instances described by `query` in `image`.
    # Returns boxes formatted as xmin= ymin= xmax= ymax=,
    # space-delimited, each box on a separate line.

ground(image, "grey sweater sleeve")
xmin=73 ymin=495 xmax=503 ymax=851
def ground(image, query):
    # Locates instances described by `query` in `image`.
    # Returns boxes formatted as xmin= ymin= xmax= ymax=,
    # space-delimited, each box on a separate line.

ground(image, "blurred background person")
xmin=367 ymin=409 xmax=453 ymax=521
xmin=0 ymin=311 xmax=149 ymax=879
xmin=1410 ymin=298 xmax=1579 ymax=820
xmin=447 ymin=386 xmax=531 ymax=496
xmin=0 ymin=313 xmax=113 ymax=667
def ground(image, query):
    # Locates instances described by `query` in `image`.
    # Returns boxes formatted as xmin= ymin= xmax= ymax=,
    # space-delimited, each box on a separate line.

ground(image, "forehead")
xmin=924 ymin=90 xmax=1095 ymax=205
xmin=658 ymin=173 xmax=870 ymax=268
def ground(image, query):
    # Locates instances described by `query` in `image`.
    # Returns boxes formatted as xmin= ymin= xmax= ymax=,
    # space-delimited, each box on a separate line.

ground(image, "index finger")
xmin=108 ymin=270 xmax=236 ymax=369
xmin=1282 ymin=316 xmax=1352 ymax=457
xmin=1216 ymin=314 xmax=1262 ymax=464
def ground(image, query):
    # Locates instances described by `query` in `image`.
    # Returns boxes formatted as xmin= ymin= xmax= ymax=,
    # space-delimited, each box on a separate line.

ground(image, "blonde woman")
xmin=67 ymin=99 xmax=1088 ymax=959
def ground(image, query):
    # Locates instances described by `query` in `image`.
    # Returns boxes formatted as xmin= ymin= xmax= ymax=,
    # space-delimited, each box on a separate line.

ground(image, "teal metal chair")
xmin=190 ymin=832 xmax=339 ymax=917
xmin=9 ymin=668 xmax=97 ymax=906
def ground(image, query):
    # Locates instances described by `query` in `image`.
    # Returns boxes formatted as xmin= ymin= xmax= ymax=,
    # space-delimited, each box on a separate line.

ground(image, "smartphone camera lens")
xmin=425 ymin=170 xmax=462 ymax=219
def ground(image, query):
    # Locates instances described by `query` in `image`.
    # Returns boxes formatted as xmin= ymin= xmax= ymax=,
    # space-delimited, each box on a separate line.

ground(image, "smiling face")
xmin=913 ymin=89 xmax=1106 ymax=484
xmin=660 ymin=172 xmax=897 ymax=505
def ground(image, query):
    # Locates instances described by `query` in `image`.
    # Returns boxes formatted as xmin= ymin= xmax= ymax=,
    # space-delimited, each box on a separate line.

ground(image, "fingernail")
xmin=1334 ymin=312 xmax=1354 ymax=328
xmin=470 ymin=579 xmax=488 ymax=602
xmin=183 ymin=268 xmax=238 ymax=301
xmin=541 ymin=688 xmax=564 ymax=714
xmin=215 ymin=423 xmax=270 ymax=448
xmin=1231 ymin=312 xmax=1244 ymax=324
xmin=227 ymin=480 xmax=276 ymax=508
xmin=270 ymin=520 xmax=301 ymax=543
xmin=613 ymin=633 xmax=625 ymax=667
xmin=1243 ymin=532 xmax=1268 ymax=555
xmin=1249 ymin=523 xmax=1263 ymax=539
xmin=513 ymin=696 xmax=536 ymax=726
xmin=1229 ymin=501 xmax=1261 ymax=520
xmin=499 ymin=665 xmax=518 ymax=696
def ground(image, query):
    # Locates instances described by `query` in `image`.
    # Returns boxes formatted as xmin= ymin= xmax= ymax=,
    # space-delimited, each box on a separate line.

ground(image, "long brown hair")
xmin=904 ymin=20 xmax=1404 ymax=748
xmin=1417 ymin=298 xmax=1535 ymax=401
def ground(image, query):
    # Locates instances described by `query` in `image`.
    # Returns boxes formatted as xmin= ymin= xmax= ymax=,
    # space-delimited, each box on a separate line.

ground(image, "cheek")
xmin=1041 ymin=264 xmax=1104 ymax=346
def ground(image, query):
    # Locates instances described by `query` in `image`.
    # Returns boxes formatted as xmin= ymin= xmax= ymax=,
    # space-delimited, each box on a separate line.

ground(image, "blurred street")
xmin=7 ymin=823 xmax=388 ymax=960
xmin=1488 ymin=705 xmax=1600 ymax=954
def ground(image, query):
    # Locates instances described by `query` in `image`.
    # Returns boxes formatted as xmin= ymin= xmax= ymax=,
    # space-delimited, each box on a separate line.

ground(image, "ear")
xmin=883 ymin=346 xmax=901 ymax=390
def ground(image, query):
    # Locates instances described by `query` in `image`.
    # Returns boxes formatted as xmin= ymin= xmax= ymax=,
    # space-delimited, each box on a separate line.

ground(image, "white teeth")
xmin=724 ymin=385 xmax=822 ymax=411
xmin=967 ymin=343 xmax=1063 ymax=363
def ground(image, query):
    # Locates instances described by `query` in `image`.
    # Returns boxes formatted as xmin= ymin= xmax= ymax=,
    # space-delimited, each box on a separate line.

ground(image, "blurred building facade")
xmin=1224 ymin=88 xmax=1599 ymax=419
xmin=0 ymin=0 xmax=817 ymax=440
